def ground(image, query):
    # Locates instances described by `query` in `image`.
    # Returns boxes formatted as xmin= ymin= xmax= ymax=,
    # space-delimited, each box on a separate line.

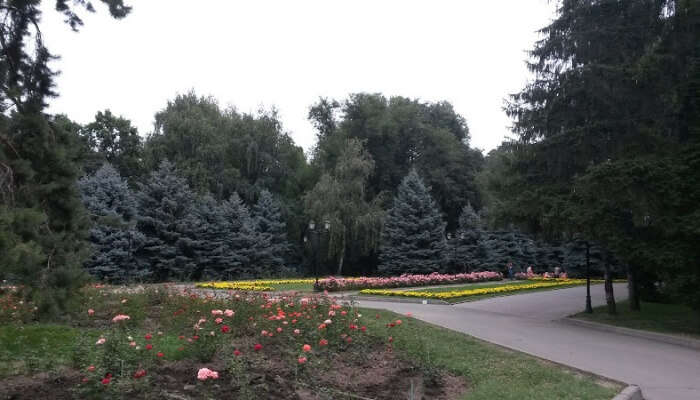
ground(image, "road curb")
xmin=563 ymin=317 xmax=700 ymax=350
xmin=612 ymin=385 xmax=643 ymax=400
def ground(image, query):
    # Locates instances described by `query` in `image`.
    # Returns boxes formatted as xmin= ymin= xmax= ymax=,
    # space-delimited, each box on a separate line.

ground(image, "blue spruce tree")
xmin=379 ymin=169 xmax=447 ymax=275
xmin=221 ymin=193 xmax=270 ymax=278
xmin=188 ymin=195 xmax=231 ymax=280
xmin=136 ymin=161 xmax=199 ymax=281
xmin=252 ymin=189 xmax=288 ymax=275
xmin=79 ymin=164 xmax=144 ymax=282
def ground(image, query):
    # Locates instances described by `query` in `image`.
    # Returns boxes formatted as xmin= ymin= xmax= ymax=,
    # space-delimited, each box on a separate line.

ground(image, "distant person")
xmin=507 ymin=263 xmax=514 ymax=280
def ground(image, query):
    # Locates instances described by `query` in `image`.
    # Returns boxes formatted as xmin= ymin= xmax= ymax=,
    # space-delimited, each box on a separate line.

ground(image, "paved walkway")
xmin=353 ymin=284 xmax=700 ymax=400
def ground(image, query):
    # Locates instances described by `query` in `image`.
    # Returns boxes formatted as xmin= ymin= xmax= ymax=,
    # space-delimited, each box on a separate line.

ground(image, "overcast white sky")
xmin=41 ymin=0 xmax=555 ymax=155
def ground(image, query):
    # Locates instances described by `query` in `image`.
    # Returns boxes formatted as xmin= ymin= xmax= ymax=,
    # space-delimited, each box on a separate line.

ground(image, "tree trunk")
xmin=336 ymin=235 xmax=345 ymax=276
xmin=627 ymin=267 xmax=641 ymax=311
xmin=604 ymin=259 xmax=616 ymax=315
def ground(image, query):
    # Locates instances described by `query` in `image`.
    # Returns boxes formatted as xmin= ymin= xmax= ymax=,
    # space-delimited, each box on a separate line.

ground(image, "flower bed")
xmin=195 ymin=282 xmax=274 ymax=291
xmin=195 ymin=278 xmax=321 ymax=291
xmin=59 ymin=286 xmax=427 ymax=399
xmin=359 ymin=278 xmax=597 ymax=300
xmin=315 ymin=271 xmax=502 ymax=292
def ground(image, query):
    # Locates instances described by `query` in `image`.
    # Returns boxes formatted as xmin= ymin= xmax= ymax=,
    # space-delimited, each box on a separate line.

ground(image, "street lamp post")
xmin=585 ymin=241 xmax=593 ymax=314
xmin=305 ymin=220 xmax=331 ymax=286
xmin=447 ymin=233 xmax=458 ymax=271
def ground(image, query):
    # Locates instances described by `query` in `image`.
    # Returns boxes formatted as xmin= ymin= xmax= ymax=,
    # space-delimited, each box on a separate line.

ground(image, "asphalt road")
xmin=353 ymin=283 xmax=700 ymax=400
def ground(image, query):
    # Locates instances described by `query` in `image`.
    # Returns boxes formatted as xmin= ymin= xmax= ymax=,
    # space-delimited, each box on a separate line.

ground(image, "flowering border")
xmin=315 ymin=271 xmax=503 ymax=292
xmin=358 ymin=279 xmax=599 ymax=300
xmin=195 ymin=282 xmax=274 ymax=291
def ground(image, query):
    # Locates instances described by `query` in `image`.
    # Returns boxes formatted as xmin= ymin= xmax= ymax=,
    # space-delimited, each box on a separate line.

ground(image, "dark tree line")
xmin=480 ymin=0 xmax=700 ymax=313
xmin=79 ymin=161 xmax=290 ymax=282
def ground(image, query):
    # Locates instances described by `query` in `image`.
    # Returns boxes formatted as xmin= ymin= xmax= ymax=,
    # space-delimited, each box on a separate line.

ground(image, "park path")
xmin=353 ymin=284 xmax=700 ymax=400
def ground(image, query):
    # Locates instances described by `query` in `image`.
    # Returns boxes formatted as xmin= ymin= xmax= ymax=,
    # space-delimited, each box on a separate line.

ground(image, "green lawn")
xmin=395 ymin=280 xmax=598 ymax=304
xmin=361 ymin=308 xmax=622 ymax=400
xmin=573 ymin=300 xmax=700 ymax=339
xmin=267 ymin=282 xmax=314 ymax=292
xmin=0 ymin=324 xmax=96 ymax=378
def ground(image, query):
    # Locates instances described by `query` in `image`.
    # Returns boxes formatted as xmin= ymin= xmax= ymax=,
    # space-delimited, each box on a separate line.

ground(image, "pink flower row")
xmin=315 ymin=271 xmax=503 ymax=292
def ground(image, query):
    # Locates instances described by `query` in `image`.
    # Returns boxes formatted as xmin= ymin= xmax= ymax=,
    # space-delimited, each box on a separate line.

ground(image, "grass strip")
xmin=573 ymin=300 xmax=700 ymax=339
xmin=360 ymin=308 xmax=621 ymax=400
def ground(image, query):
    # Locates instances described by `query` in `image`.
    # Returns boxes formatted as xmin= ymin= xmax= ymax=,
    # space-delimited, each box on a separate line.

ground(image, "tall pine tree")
xmin=0 ymin=1 xmax=130 ymax=316
xmin=379 ymin=169 xmax=446 ymax=275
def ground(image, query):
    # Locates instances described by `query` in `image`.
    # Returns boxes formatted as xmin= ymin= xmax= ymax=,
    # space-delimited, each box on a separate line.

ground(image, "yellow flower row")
xmin=195 ymin=282 xmax=274 ymax=291
xmin=359 ymin=279 xmax=594 ymax=300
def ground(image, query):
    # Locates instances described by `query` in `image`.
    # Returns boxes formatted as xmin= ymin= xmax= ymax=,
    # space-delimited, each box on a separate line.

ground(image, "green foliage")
xmin=379 ymin=169 xmax=446 ymax=275
xmin=304 ymin=139 xmax=384 ymax=275
xmin=311 ymin=94 xmax=483 ymax=231
xmin=78 ymin=110 xmax=144 ymax=179
xmin=144 ymin=92 xmax=311 ymax=202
